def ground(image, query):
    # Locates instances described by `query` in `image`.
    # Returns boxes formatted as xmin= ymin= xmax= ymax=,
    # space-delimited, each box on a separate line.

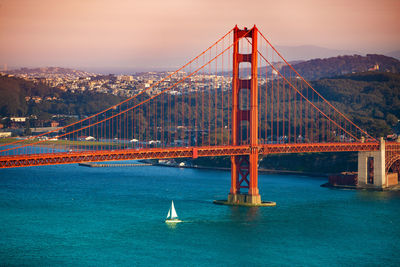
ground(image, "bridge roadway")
xmin=0 ymin=142 xmax=380 ymax=168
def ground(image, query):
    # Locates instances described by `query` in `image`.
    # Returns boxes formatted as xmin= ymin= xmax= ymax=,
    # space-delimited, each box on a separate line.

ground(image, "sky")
xmin=0 ymin=0 xmax=399 ymax=73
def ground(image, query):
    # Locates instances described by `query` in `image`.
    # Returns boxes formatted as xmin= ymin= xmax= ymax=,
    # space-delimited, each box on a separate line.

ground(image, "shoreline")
xmin=78 ymin=159 xmax=330 ymax=178
xmin=321 ymin=182 xmax=400 ymax=191
xmin=151 ymin=162 xmax=330 ymax=177
xmin=79 ymin=162 xmax=153 ymax=167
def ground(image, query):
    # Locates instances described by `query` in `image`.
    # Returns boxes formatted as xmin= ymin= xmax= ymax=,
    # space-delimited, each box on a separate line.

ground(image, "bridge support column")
xmin=227 ymin=25 xmax=261 ymax=205
xmin=358 ymin=137 xmax=386 ymax=188
xmin=215 ymin=25 xmax=274 ymax=207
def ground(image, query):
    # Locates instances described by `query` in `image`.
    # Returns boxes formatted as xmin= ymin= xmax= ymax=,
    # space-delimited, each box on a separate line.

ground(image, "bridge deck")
xmin=0 ymin=142 xmax=380 ymax=168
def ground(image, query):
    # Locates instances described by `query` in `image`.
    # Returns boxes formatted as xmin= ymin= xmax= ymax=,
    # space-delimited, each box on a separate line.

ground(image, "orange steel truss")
xmin=0 ymin=142 xmax=380 ymax=168
xmin=260 ymin=142 xmax=380 ymax=154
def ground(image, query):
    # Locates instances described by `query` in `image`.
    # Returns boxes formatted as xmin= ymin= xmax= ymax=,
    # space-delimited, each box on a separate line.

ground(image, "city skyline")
xmin=0 ymin=0 xmax=399 ymax=73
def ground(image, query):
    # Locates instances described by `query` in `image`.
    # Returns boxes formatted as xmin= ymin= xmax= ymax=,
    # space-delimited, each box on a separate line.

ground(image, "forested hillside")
xmin=0 ymin=75 xmax=124 ymax=119
xmin=312 ymin=72 xmax=400 ymax=137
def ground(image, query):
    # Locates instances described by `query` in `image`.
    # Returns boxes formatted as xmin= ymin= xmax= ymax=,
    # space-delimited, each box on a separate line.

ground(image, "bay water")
xmin=1 ymin=162 xmax=399 ymax=266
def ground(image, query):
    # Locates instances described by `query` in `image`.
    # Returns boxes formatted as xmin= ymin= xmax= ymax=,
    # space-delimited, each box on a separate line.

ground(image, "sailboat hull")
xmin=165 ymin=219 xmax=182 ymax=223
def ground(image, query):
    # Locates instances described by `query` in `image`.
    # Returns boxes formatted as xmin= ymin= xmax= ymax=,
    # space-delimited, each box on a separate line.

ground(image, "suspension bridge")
xmin=1 ymin=26 xmax=399 ymax=205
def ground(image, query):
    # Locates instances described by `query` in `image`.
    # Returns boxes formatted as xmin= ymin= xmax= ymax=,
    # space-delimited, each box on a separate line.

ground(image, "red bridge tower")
xmin=227 ymin=26 xmax=268 ymax=205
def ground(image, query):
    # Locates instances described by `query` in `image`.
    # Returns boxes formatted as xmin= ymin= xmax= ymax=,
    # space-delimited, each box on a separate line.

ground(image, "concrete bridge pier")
xmin=357 ymin=137 xmax=386 ymax=188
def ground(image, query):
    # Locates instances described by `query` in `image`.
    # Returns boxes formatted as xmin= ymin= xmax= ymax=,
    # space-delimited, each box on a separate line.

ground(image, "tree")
xmin=24 ymin=119 xmax=32 ymax=136
xmin=386 ymin=113 xmax=399 ymax=127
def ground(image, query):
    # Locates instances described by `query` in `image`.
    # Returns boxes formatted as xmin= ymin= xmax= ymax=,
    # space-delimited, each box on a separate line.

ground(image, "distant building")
xmin=368 ymin=64 xmax=379 ymax=71
xmin=0 ymin=132 xmax=12 ymax=138
xmin=50 ymin=121 xmax=59 ymax=127
xmin=118 ymin=75 xmax=134 ymax=82
xmin=10 ymin=117 xmax=26 ymax=122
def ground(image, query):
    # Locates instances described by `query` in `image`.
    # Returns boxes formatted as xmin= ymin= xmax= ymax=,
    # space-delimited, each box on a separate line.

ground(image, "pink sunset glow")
xmin=0 ymin=0 xmax=399 ymax=72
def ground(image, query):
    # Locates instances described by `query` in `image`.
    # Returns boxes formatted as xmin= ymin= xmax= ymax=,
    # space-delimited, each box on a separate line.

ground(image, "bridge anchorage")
xmin=357 ymin=137 xmax=400 ymax=189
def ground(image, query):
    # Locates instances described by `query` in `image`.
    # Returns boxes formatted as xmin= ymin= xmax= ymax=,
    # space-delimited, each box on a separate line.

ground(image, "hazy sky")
xmin=0 ymin=0 xmax=399 ymax=72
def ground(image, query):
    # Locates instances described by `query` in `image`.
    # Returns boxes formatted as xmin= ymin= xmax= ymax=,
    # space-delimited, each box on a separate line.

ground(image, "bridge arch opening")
xmin=238 ymin=62 xmax=251 ymax=80
xmin=238 ymin=37 xmax=252 ymax=54
xmin=388 ymin=158 xmax=400 ymax=183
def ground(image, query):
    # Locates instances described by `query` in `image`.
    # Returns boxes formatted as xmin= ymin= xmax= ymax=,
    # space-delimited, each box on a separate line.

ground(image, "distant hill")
xmin=275 ymin=45 xmax=359 ymax=61
xmin=386 ymin=50 xmax=400 ymax=60
xmin=286 ymin=54 xmax=400 ymax=80
xmin=225 ymin=54 xmax=400 ymax=80
xmin=5 ymin=67 xmax=95 ymax=77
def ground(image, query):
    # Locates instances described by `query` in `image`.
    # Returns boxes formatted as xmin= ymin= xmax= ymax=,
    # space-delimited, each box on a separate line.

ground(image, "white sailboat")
xmin=165 ymin=200 xmax=182 ymax=223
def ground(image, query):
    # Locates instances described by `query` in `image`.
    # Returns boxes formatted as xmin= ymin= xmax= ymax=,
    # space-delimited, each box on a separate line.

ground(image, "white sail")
xmin=170 ymin=201 xmax=178 ymax=219
xmin=166 ymin=209 xmax=171 ymax=219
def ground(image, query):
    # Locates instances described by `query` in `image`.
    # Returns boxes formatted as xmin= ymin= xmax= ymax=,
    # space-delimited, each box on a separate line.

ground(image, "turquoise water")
xmin=1 ymin=162 xmax=399 ymax=266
